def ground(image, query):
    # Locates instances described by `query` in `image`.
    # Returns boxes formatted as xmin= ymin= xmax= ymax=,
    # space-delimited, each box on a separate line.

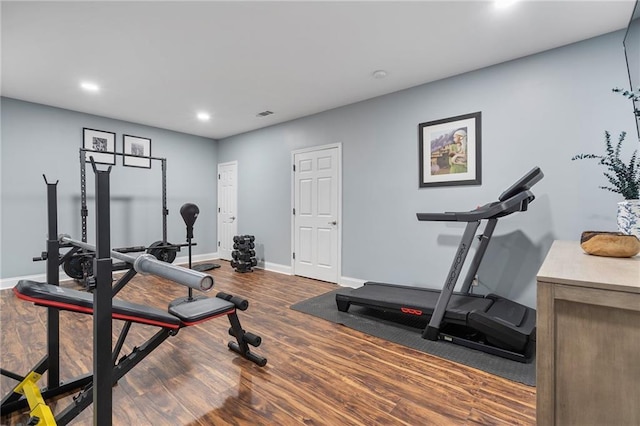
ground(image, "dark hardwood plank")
xmin=1 ymin=261 xmax=535 ymax=425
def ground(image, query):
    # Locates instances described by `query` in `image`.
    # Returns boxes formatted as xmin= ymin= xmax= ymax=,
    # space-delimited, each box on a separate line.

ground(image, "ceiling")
xmin=1 ymin=1 xmax=636 ymax=140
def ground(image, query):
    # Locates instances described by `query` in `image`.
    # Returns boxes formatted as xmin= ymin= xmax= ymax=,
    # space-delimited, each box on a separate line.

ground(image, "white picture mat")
xmin=123 ymin=135 xmax=151 ymax=168
xmin=83 ymin=128 xmax=116 ymax=165
xmin=422 ymin=116 xmax=477 ymax=183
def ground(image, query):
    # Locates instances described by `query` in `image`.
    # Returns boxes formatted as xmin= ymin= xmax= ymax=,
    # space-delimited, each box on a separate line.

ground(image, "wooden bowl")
xmin=580 ymin=231 xmax=640 ymax=258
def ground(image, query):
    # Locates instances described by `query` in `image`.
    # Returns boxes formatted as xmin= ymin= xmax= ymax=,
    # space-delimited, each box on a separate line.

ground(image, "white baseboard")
xmin=256 ymin=261 xmax=292 ymax=275
xmin=0 ymin=272 xmax=65 ymax=290
xmin=251 ymin=261 xmax=366 ymax=288
xmin=339 ymin=276 xmax=366 ymax=288
xmin=0 ymin=252 xmax=220 ymax=291
xmin=1 ymin=257 xmax=366 ymax=291
xmin=173 ymin=252 xmax=219 ymax=267
xmin=252 ymin=262 xmax=365 ymax=287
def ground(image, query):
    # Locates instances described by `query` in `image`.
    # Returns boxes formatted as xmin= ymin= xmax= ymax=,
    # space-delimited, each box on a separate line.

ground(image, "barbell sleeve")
xmin=133 ymin=254 xmax=213 ymax=291
xmin=58 ymin=235 xmax=214 ymax=292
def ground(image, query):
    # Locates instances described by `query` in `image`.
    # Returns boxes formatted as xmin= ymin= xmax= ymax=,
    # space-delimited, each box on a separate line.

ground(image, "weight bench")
xmin=4 ymin=280 xmax=266 ymax=425
xmin=14 ymin=280 xmax=234 ymax=328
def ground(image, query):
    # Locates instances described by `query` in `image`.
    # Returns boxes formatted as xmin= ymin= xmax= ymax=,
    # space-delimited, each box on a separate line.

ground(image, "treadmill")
xmin=335 ymin=167 xmax=543 ymax=362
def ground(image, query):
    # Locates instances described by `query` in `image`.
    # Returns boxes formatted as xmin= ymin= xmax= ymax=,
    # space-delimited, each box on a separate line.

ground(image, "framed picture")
xmin=122 ymin=134 xmax=151 ymax=168
xmin=82 ymin=128 xmax=116 ymax=165
xmin=418 ymin=111 xmax=482 ymax=188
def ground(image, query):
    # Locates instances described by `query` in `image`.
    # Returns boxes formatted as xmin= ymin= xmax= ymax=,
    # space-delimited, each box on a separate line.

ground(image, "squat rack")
xmin=2 ymin=158 xmax=265 ymax=425
xmin=79 ymin=148 xmax=169 ymax=244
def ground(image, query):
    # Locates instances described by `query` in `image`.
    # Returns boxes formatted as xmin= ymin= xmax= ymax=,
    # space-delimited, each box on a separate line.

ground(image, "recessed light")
xmin=80 ymin=81 xmax=100 ymax=92
xmin=494 ymin=0 xmax=518 ymax=9
xmin=372 ymin=70 xmax=388 ymax=79
xmin=197 ymin=112 xmax=211 ymax=121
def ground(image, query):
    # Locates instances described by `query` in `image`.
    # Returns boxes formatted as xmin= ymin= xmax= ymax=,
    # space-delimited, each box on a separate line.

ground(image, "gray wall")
xmin=1 ymin=31 xmax=636 ymax=308
xmin=218 ymin=30 xmax=637 ymax=308
xmin=0 ymin=98 xmax=218 ymax=279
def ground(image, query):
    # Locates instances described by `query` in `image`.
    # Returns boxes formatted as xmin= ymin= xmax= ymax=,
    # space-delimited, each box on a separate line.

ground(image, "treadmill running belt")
xmin=337 ymin=282 xmax=493 ymax=323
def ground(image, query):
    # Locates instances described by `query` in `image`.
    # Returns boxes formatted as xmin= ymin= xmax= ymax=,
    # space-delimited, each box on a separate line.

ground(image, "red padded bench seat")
xmin=14 ymin=280 xmax=235 ymax=329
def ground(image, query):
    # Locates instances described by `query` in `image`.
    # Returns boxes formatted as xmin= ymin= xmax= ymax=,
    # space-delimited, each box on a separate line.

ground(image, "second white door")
xmin=293 ymin=146 xmax=340 ymax=283
xmin=218 ymin=161 xmax=237 ymax=261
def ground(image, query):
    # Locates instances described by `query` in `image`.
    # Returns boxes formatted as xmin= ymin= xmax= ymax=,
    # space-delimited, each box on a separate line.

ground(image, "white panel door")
xmin=217 ymin=161 xmax=237 ymax=261
xmin=293 ymin=147 xmax=339 ymax=282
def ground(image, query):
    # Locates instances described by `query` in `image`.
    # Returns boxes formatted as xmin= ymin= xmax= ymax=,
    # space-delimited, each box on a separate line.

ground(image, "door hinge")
xmin=293 ymin=164 xmax=296 ymax=172
xmin=218 ymin=207 xmax=220 ymax=213
xmin=292 ymin=208 xmax=296 ymax=215
xmin=292 ymin=252 xmax=295 ymax=260
xmin=218 ymin=174 xmax=220 ymax=179
xmin=218 ymin=241 xmax=220 ymax=247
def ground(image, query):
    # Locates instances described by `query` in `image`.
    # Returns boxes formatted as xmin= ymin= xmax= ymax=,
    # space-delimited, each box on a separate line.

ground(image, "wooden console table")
xmin=536 ymin=240 xmax=640 ymax=426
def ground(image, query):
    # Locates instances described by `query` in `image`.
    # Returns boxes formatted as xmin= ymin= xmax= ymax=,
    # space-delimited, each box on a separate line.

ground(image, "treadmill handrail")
xmin=416 ymin=190 xmax=534 ymax=222
xmin=498 ymin=166 xmax=543 ymax=202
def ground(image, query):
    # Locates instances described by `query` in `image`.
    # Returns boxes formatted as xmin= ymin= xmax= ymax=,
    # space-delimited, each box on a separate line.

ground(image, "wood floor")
xmin=1 ymin=261 xmax=536 ymax=425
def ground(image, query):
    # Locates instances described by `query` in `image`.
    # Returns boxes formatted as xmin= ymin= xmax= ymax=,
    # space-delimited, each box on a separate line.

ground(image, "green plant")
xmin=612 ymin=87 xmax=640 ymax=120
xmin=572 ymin=88 xmax=640 ymax=200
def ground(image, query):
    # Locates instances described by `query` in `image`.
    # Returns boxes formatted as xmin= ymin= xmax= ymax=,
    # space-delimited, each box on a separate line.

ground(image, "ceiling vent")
xmin=256 ymin=110 xmax=274 ymax=117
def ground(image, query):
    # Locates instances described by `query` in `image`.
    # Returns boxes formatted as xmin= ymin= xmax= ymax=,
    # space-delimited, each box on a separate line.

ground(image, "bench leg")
xmin=227 ymin=312 xmax=267 ymax=367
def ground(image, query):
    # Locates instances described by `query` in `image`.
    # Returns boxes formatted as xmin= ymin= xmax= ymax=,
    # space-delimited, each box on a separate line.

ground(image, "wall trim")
xmin=172 ymin=252 xmax=219 ymax=267
xmin=253 ymin=262 xmax=366 ymax=286
xmin=0 ymin=252 xmax=220 ymax=290
xmin=257 ymin=261 xmax=293 ymax=275
xmin=339 ymin=276 xmax=366 ymax=288
xmin=1 ymin=273 xmax=68 ymax=291
xmin=1 ymin=257 xmax=366 ymax=291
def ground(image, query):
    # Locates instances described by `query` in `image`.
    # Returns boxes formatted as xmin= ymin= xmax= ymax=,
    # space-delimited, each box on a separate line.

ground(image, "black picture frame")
xmin=82 ymin=128 xmax=116 ymax=165
xmin=122 ymin=134 xmax=152 ymax=169
xmin=418 ymin=111 xmax=482 ymax=188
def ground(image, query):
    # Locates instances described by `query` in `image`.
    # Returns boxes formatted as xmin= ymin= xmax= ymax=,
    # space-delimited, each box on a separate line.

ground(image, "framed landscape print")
xmin=418 ymin=112 xmax=481 ymax=188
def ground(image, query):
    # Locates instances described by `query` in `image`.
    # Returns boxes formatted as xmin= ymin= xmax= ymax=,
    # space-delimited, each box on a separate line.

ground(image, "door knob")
xmin=328 ymin=220 xmax=337 ymax=225
xmin=230 ymin=216 xmax=236 ymax=221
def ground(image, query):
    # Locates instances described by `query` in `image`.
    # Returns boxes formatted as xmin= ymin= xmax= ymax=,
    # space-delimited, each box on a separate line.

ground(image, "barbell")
xmin=58 ymin=235 xmax=214 ymax=292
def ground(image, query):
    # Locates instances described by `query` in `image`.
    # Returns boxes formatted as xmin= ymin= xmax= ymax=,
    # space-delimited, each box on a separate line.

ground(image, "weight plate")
xmin=63 ymin=255 xmax=93 ymax=280
xmin=147 ymin=241 xmax=177 ymax=263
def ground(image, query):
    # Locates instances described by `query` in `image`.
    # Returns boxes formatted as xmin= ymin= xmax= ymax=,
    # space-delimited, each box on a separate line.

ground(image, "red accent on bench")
xmin=14 ymin=288 xmax=183 ymax=329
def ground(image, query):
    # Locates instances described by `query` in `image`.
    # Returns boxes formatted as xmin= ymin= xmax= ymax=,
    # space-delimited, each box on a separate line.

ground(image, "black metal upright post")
xmin=187 ymin=238 xmax=193 ymax=300
xmin=44 ymin=176 xmax=60 ymax=390
xmin=91 ymin=161 xmax=112 ymax=426
xmin=162 ymin=158 xmax=168 ymax=243
xmin=80 ymin=150 xmax=88 ymax=243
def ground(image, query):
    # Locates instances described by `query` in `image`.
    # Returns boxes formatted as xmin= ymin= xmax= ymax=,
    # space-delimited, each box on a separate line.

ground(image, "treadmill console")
xmin=498 ymin=167 xmax=543 ymax=202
